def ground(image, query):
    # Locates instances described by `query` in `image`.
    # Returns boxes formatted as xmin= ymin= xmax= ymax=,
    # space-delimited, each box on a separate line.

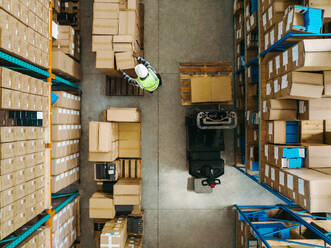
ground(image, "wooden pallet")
xmin=179 ymin=62 xmax=233 ymax=106
xmin=118 ymin=159 xmax=142 ymax=178
xmin=106 ymin=77 xmax=144 ymax=96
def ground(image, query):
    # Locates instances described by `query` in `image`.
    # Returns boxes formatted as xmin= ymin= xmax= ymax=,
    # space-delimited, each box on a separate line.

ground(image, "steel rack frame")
xmin=235 ymin=204 xmax=331 ymax=248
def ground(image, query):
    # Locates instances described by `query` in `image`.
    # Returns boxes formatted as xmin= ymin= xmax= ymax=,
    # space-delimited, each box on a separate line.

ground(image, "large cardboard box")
xmin=52 ymin=51 xmax=81 ymax=81
xmin=93 ymin=2 xmax=120 ymax=19
xmin=89 ymin=141 xmax=119 ymax=162
xmin=92 ymin=35 xmax=113 ymax=52
xmin=190 ymin=75 xmax=233 ymax=103
xmin=114 ymin=194 xmax=141 ymax=205
xmin=118 ymin=123 xmax=141 ymax=158
xmin=104 ymin=107 xmax=141 ymax=122
xmin=277 ymin=71 xmax=323 ymax=100
xmin=114 ymin=178 xmax=142 ymax=195
xmin=101 ymin=218 xmax=127 ymax=248
xmin=89 ymin=122 xmax=119 ymax=153
xmin=299 ymin=98 xmax=331 ymax=120
xmin=89 ymin=192 xmax=115 ymax=219
xmin=262 ymin=99 xmax=297 ymax=120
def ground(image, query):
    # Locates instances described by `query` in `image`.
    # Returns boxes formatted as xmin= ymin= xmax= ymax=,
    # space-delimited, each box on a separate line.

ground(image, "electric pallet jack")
xmin=186 ymin=109 xmax=237 ymax=192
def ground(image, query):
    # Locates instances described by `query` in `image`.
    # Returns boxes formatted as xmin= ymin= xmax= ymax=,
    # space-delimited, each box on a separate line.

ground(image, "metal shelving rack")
xmin=235 ymin=204 xmax=331 ymax=247
xmin=233 ymin=0 xmax=331 ymax=206
xmin=0 ymin=0 xmax=80 ymax=247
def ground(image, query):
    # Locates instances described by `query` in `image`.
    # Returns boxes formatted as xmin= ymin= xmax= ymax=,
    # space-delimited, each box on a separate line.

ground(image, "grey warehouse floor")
xmin=79 ymin=0 xmax=283 ymax=247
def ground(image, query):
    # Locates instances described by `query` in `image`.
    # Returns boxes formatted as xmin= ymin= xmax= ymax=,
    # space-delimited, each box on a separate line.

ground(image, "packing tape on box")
xmin=101 ymin=233 xmax=120 ymax=248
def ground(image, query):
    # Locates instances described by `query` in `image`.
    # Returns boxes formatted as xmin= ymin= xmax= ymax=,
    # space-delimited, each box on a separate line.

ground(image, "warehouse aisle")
xmin=80 ymin=0 xmax=282 ymax=247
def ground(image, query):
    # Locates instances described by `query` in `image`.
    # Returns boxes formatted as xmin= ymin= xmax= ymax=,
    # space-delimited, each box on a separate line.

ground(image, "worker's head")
xmin=135 ymin=64 xmax=148 ymax=79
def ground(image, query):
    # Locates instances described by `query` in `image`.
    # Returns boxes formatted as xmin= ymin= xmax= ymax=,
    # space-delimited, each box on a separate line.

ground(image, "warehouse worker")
xmin=122 ymin=56 xmax=162 ymax=93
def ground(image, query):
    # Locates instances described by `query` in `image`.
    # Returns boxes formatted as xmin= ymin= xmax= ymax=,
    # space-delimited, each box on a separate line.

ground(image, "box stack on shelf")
xmin=0 ymin=0 xmax=52 ymax=238
xmin=88 ymin=107 xmax=144 ymax=248
xmin=0 ymin=0 xmax=50 ymax=69
xmin=52 ymin=195 xmax=80 ymax=248
xmin=51 ymin=91 xmax=81 ymax=193
xmin=91 ymin=0 xmax=144 ymax=77
xmin=260 ymin=1 xmax=331 ymax=213
xmin=234 ymin=0 xmax=246 ymax=164
xmin=52 ymin=0 xmax=81 ymax=81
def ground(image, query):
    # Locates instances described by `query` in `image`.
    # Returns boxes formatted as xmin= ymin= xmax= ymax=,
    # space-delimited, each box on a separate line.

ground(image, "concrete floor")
xmin=79 ymin=0 xmax=283 ymax=247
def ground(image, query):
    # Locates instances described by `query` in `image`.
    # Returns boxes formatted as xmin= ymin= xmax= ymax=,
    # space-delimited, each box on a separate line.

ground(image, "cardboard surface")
xmin=101 ymin=218 xmax=127 ymax=248
xmin=105 ymin=107 xmax=141 ymax=122
xmin=114 ymin=178 xmax=142 ymax=195
xmin=118 ymin=123 xmax=141 ymax=158
xmin=92 ymin=35 xmax=113 ymax=52
xmin=299 ymin=99 xmax=331 ymax=120
xmin=191 ymin=75 xmax=233 ymax=103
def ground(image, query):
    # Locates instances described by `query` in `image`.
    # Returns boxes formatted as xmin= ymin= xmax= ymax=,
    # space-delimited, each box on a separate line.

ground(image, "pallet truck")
xmin=186 ymin=109 xmax=237 ymax=192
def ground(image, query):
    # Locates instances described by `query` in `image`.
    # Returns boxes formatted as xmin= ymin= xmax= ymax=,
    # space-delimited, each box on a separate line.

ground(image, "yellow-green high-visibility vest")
xmin=136 ymin=68 xmax=160 ymax=92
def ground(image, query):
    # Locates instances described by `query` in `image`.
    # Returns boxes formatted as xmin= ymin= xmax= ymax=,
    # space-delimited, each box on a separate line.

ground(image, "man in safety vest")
xmin=122 ymin=56 xmax=162 ymax=93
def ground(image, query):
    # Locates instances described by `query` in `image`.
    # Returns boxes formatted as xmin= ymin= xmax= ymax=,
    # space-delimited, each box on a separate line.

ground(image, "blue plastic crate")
xmin=283 ymin=148 xmax=305 ymax=158
xmin=288 ymin=158 xmax=304 ymax=169
xmin=286 ymin=121 xmax=298 ymax=143
xmin=239 ymin=211 xmax=268 ymax=222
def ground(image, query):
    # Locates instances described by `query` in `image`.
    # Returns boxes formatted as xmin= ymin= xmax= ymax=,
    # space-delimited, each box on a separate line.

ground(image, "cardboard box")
xmin=114 ymin=194 xmax=141 ymax=205
xmin=125 ymin=235 xmax=143 ymax=248
xmin=269 ymin=144 xmax=305 ymax=168
xmin=262 ymin=99 xmax=297 ymax=120
xmin=190 ymin=75 xmax=232 ymax=103
xmin=289 ymin=40 xmax=331 ymax=72
xmin=92 ymin=35 xmax=113 ymax=52
xmin=52 ymin=140 xmax=80 ymax=158
xmin=96 ymin=50 xmax=115 ymax=72
xmin=89 ymin=141 xmax=119 ymax=162
xmin=115 ymin=51 xmax=136 ymax=70
xmin=299 ymin=98 xmax=331 ymax=120
xmin=304 ymin=145 xmax=331 ymax=168
xmin=52 ymin=51 xmax=81 ymax=81
xmin=301 ymin=120 xmax=323 ymax=144
xmin=93 ymin=19 xmax=119 ymax=35
xmin=53 ymin=91 xmax=81 ymax=110
xmin=101 ymin=218 xmax=127 ymax=248
xmin=288 ymin=168 xmax=331 ymax=212
xmin=267 ymin=121 xmax=294 ymax=144
xmin=118 ymin=123 xmax=141 ymax=158
xmin=114 ymin=178 xmax=142 ymax=195
xmin=119 ymin=10 xmax=136 ymax=35
xmin=89 ymin=192 xmax=115 ymax=219
xmin=89 ymin=122 xmax=118 ymax=152
xmin=104 ymin=107 xmax=141 ymax=122
xmin=93 ymin=2 xmax=119 ymax=19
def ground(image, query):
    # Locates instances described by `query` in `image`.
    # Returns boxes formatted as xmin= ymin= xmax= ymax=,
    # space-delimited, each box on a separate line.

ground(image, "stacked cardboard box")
xmin=53 ymin=25 xmax=77 ymax=60
xmin=52 ymin=50 xmax=81 ymax=81
xmin=89 ymin=192 xmax=116 ymax=219
xmin=55 ymin=0 xmax=81 ymax=30
xmin=52 ymin=196 xmax=79 ymax=248
xmin=16 ymin=226 xmax=51 ymax=248
xmin=114 ymin=178 xmax=142 ymax=206
xmin=0 ymin=1 xmax=50 ymax=68
xmin=92 ymin=0 xmax=144 ymax=77
xmin=51 ymin=91 xmax=81 ymax=193
xmin=100 ymin=218 xmax=128 ymax=248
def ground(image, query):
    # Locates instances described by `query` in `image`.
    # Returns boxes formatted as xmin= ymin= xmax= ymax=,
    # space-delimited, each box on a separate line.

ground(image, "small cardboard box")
xmin=92 ymin=35 xmax=113 ymax=52
xmin=104 ymin=107 xmax=141 ymax=122
xmin=96 ymin=50 xmax=115 ymax=71
xmin=114 ymin=194 xmax=141 ymax=205
xmin=269 ymin=144 xmax=305 ymax=168
xmin=191 ymin=75 xmax=232 ymax=103
xmin=262 ymin=99 xmax=297 ymax=120
xmin=89 ymin=192 xmax=115 ymax=219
